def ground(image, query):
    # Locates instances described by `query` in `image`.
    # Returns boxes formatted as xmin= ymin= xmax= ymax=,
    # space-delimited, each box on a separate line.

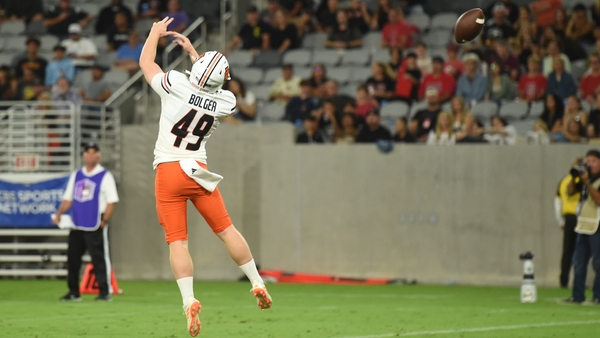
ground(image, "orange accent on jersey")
xmin=163 ymin=72 xmax=171 ymax=91
xmin=199 ymin=53 xmax=222 ymax=88
xmin=155 ymin=161 xmax=232 ymax=243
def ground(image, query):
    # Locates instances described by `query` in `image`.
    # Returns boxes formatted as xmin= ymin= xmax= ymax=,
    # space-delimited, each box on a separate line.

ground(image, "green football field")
xmin=1 ymin=280 xmax=599 ymax=338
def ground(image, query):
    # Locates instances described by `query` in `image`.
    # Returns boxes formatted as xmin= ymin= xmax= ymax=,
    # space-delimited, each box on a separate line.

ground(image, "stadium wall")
xmin=112 ymin=123 xmax=591 ymax=287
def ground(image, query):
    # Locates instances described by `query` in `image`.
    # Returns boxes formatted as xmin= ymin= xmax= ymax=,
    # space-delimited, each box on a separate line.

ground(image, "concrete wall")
xmin=111 ymin=123 xmax=591 ymax=286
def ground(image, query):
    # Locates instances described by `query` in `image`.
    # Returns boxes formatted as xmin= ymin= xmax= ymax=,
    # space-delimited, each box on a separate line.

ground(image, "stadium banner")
xmin=0 ymin=176 xmax=69 ymax=227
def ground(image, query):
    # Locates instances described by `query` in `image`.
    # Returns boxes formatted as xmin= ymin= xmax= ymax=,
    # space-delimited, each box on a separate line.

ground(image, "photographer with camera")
xmin=555 ymin=157 xmax=583 ymax=288
xmin=564 ymin=149 xmax=600 ymax=304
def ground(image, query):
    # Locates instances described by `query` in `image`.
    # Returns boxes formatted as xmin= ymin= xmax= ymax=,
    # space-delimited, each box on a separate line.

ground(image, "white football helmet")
xmin=187 ymin=51 xmax=231 ymax=92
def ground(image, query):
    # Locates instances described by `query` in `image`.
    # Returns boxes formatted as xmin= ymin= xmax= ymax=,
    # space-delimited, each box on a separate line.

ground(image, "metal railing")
xmin=220 ymin=0 xmax=237 ymax=52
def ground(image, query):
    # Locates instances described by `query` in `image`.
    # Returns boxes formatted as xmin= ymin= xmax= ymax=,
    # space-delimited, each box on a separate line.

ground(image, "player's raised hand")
xmin=151 ymin=16 xmax=174 ymax=36
xmin=166 ymin=31 xmax=194 ymax=54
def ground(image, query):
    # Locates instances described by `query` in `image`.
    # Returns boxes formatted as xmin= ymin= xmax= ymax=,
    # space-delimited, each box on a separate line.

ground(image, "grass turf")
xmin=0 ymin=280 xmax=599 ymax=337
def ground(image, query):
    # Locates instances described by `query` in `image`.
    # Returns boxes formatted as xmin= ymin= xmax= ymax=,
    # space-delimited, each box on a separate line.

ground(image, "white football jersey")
xmin=150 ymin=70 xmax=236 ymax=168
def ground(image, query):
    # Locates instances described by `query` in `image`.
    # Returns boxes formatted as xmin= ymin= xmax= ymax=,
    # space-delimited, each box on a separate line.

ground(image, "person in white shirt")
xmin=61 ymin=23 xmax=98 ymax=68
xmin=485 ymin=116 xmax=518 ymax=145
xmin=427 ymin=111 xmax=456 ymax=145
xmin=138 ymin=17 xmax=272 ymax=337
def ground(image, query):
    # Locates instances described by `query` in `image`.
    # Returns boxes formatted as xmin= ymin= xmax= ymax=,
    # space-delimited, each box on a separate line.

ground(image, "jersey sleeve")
xmin=150 ymin=72 xmax=170 ymax=99
xmin=62 ymin=172 xmax=77 ymax=201
xmin=217 ymin=90 xmax=238 ymax=118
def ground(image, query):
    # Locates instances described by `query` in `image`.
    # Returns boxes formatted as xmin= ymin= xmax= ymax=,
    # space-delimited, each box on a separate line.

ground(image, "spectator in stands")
xmin=482 ymin=4 xmax=517 ymax=45
xmin=444 ymin=44 xmax=464 ymax=79
xmin=395 ymin=52 xmax=421 ymax=103
xmin=456 ymin=53 xmax=487 ymax=103
xmin=322 ymin=80 xmax=355 ymax=118
xmin=355 ymin=85 xmax=379 ymax=121
xmin=393 ymin=117 xmax=415 ymax=143
xmin=547 ymin=57 xmax=577 ymax=101
xmin=226 ymin=6 xmax=270 ymax=56
xmin=279 ymin=0 xmax=304 ymax=18
xmin=44 ymin=0 xmax=93 ymax=38
xmin=562 ymin=95 xmax=588 ymax=129
xmin=308 ymin=63 xmax=329 ymax=97
xmin=285 ymin=79 xmax=319 ymax=124
xmin=137 ymin=0 xmax=167 ymax=20
xmin=418 ymin=56 xmax=456 ymax=102
xmin=427 ymin=111 xmax=455 ymax=146
xmin=113 ymin=30 xmax=143 ymax=75
xmin=485 ymin=62 xmax=515 ymax=102
xmin=296 ymin=116 xmax=325 ymax=143
xmin=51 ymin=77 xmax=81 ymax=106
xmin=542 ymin=40 xmax=571 ymax=76
xmin=365 ymin=62 xmax=395 ymax=103
xmin=333 ymin=113 xmax=359 ymax=144
xmin=81 ymin=65 xmax=112 ymax=103
xmin=324 ymin=10 xmax=362 ymax=49
xmin=4 ymin=0 xmax=44 ymax=23
xmin=0 ymin=66 xmax=16 ymax=100
xmin=61 ymin=23 xmax=98 ymax=70
xmin=222 ymin=78 xmax=256 ymax=123
xmin=381 ymin=8 xmax=413 ymax=49
xmin=518 ymin=55 xmax=546 ymax=104
xmin=592 ymin=1 xmax=600 ymax=26
xmin=355 ymin=109 xmax=392 ymax=143
xmin=260 ymin=0 xmax=279 ymax=26
xmin=566 ymin=4 xmax=594 ymax=45
xmin=484 ymin=116 xmax=518 ymax=145
xmin=269 ymin=63 xmax=301 ymax=105
xmin=13 ymin=37 xmax=47 ymax=83
xmin=540 ymin=93 xmax=565 ymax=132
xmin=45 ymin=45 xmax=75 ymax=87
xmin=489 ymin=40 xmax=520 ymax=81
xmin=410 ymin=88 xmax=442 ymax=142
xmin=415 ymin=41 xmax=432 ymax=74
xmin=458 ymin=119 xmax=488 ymax=143
xmin=313 ymin=99 xmax=340 ymax=141
xmin=485 ymin=0 xmax=520 ymax=24
xmin=347 ymin=0 xmax=372 ymax=35
xmin=513 ymin=6 xmax=537 ymax=37
xmin=587 ymin=95 xmax=600 ymax=138
xmin=271 ymin=8 xmax=299 ymax=54
xmin=162 ymin=0 xmax=188 ymax=33
xmin=550 ymin=117 xmax=585 ymax=143
xmin=371 ymin=0 xmax=393 ymax=30
xmin=513 ymin=20 xmax=537 ymax=67
xmin=107 ymin=12 xmax=132 ymax=52
xmin=15 ymin=67 xmax=43 ymax=101
xmin=387 ymin=47 xmax=403 ymax=77
xmin=530 ymin=0 xmax=562 ymax=29
xmin=579 ymin=54 xmax=600 ymax=105
xmin=450 ymin=96 xmax=474 ymax=141
xmin=316 ymin=0 xmax=339 ymax=33
xmin=96 ymin=0 xmax=133 ymax=35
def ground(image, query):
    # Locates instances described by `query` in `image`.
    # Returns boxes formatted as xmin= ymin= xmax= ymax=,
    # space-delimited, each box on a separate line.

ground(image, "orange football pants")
xmin=155 ymin=161 xmax=232 ymax=244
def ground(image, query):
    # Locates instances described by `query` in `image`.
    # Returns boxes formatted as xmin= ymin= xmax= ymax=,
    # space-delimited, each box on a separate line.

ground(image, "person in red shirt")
xmin=444 ymin=44 xmax=464 ymax=78
xmin=530 ymin=0 xmax=562 ymax=29
xmin=579 ymin=54 xmax=600 ymax=105
xmin=418 ymin=56 xmax=456 ymax=102
xmin=518 ymin=55 xmax=547 ymax=103
xmin=381 ymin=8 xmax=415 ymax=49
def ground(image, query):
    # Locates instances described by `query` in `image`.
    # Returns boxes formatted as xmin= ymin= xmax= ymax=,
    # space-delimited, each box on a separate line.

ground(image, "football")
xmin=454 ymin=8 xmax=485 ymax=43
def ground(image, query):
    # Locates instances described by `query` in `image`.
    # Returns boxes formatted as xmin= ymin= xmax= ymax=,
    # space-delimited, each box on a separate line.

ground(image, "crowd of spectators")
xmin=222 ymin=0 xmax=600 ymax=146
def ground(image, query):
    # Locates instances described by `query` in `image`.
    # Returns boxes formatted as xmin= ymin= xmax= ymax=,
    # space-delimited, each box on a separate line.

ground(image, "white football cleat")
xmin=184 ymin=298 xmax=202 ymax=337
xmin=251 ymin=285 xmax=273 ymax=310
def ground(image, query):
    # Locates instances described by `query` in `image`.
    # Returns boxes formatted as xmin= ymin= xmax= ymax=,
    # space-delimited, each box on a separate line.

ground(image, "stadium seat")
xmin=79 ymin=4 xmax=101 ymax=16
xmin=381 ymin=102 xmax=409 ymax=119
xmin=312 ymin=50 xmax=341 ymax=66
xmin=26 ymin=20 xmax=46 ymax=35
xmin=339 ymin=84 xmax=357 ymax=97
xmin=327 ymin=67 xmax=350 ymax=84
xmin=499 ymin=101 xmax=528 ymax=120
xmin=283 ymin=50 xmax=312 ymax=67
xmin=528 ymin=101 xmax=544 ymax=119
xmin=371 ymin=49 xmax=391 ymax=63
xmin=581 ymin=99 xmax=592 ymax=113
xmin=253 ymin=51 xmax=281 ymax=69
xmin=430 ymin=48 xmax=448 ymax=60
xmin=294 ymin=66 xmax=312 ymax=80
xmin=228 ymin=50 xmax=253 ymax=68
xmin=406 ymin=13 xmax=431 ymax=32
xmin=430 ymin=12 xmax=459 ymax=30
xmin=362 ymin=32 xmax=382 ymax=50
xmin=104 ymin=70 xmax=129 ymax=87
xmin=74 ymin=70 xmax=93 ymax=90
xmin=349 ymin=67 xmax=372 ymax=84
xmin=40 ymin=35 xmax=60 ymax=52
xmin=571 ymin=59 xmax=587 ymax=82
xmin=233 ymin=68 xmax=264 ymax=85
xmin=260 ymin=103 xmax=285 ymax=121
xmin=0 ymin=37 xmax=4 ymax=51
xmin=421 ymin=30 xmax=451 ymax=48
xmin=471 ymin=101 xmax=499 ymax=120
xmin=135 ymin=19 xmax=154 ymax=35
xmin=409 ymin=100 xmax=428 ymax=119
xmin=92 ymin=35 xmax=109 ymax=53
xmin=263 ymin=68 xmax=281 ymax=84
xmin=512 ymin=120 xmax=535 ymax=136
xmin=3 ymin=36 xmax=27 ymax=52
xmin=341 ymin=49 xmax=370 ymax=66
xmin=441 ymin=101 xmax=451 ymax=113
xmin=0 ymin=21 xmax=26 ymax=35
xmin=96 ymin=51 xmax=117 ymax=68
xmin=252 ymin=85 xmax=272 ymax=102
xmin=0 ymin=52 xmax=16 ymax=66
xmin=301 ymin=33 xmax=328 ymax=50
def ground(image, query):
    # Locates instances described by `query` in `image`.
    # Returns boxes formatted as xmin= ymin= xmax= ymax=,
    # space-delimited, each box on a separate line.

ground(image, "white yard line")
xmin=339 ymin=319 xmax=600 ymax=338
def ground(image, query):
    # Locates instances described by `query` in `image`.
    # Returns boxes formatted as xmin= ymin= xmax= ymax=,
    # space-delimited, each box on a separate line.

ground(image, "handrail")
xmin=103 ymin=70 xmax=144 ymax=108
xmin=221 ymin=0 xmax=233 ymax=52
xmin=162 ymin=16 xmax=206 ymax=69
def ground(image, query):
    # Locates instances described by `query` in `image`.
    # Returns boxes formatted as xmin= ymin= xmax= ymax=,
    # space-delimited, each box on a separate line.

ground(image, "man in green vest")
xmin=564 ymin=149 xmax=600 ymax=304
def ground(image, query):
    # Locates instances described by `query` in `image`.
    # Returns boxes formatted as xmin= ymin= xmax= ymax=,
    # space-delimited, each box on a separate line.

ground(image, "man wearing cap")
xmin=45 ymin=45 xmax=75 ymax=86
xmin=53 ymin=142 xmax=119 ymax=301
xmin=61 ymin=23 xmax=98 ymax=69
xmin=225 ymin=6 xmax=271 ymax=56
xmin=456 ymin=53 xmax=487 ymax=103
xmin=411 ymin=88 xmax=442 ymax=142
xmin=418 ymin=56 xmax=456 ymax=102
xmin=482 ymin=3 xmax=516 ymax=45
xmin=564 ymin=149 xmax=600 ymax=304
xmin=44 ymin=0 xmax=93 ymax=37
xmin=484 ymin=0 xmax=519 ymax=24
xmin=13 ymin=37 xmax=48 ymax=82
xmin=355 ymin=109 xmax=393 ymax=143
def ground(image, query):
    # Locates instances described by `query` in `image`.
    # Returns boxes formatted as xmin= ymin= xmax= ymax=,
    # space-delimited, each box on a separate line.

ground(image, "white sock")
xmin=176 ymin=277 xmax=195 ymax=308
xmin=239 ymin=259 xmax=264 ymax=288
